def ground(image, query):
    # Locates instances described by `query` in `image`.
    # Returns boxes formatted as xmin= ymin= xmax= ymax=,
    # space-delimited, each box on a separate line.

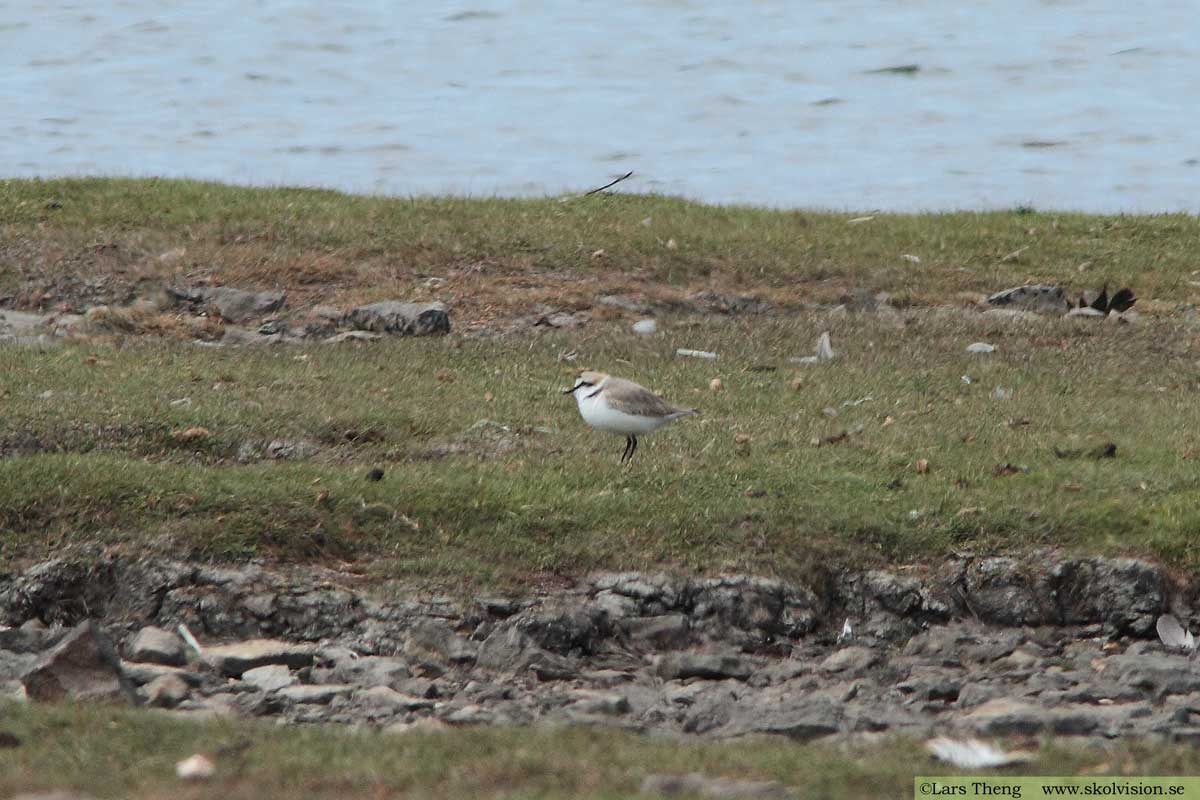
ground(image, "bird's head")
xmin=562 ymin=370 xmax=608 ymax=395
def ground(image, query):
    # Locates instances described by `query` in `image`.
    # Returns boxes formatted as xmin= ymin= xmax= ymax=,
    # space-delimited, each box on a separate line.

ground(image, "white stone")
xmin=632 ymin=319 xmax=657 ymax=335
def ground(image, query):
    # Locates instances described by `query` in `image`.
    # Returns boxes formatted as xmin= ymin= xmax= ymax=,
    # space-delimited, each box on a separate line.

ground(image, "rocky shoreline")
xmin=2 ymin=552 xmax=1198 ymax=743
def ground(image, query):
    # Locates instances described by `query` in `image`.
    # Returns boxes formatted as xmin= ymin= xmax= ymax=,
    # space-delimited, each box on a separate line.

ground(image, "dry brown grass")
xmin=5 ymin=178 xmax=1199 ymax=332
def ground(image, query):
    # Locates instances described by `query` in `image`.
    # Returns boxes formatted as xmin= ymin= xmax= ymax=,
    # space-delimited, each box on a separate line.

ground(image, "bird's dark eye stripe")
xmin=577 ymin=381 xmax=593 ymax=387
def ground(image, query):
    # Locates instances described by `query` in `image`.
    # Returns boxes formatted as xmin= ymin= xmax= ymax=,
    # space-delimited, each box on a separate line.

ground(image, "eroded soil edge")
xmin=3 ymin=552 xmax=1199 ymax=743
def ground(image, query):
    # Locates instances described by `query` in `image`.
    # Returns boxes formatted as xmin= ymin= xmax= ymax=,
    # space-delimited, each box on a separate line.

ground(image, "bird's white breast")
xmin=575 ymin=391 xmax=667 ymax=435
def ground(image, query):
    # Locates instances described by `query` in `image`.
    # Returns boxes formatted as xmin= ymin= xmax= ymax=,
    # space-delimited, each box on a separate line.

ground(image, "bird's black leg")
xmin=620 ymin=435 xmax=637 ymax=464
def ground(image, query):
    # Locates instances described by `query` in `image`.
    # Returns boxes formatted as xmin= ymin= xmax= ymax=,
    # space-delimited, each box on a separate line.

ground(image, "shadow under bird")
xmin=562 ymin=371 xmax=698 ymax=463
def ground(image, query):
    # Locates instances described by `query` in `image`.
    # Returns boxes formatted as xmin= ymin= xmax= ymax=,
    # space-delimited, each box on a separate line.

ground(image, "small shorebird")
xmin=562 ymin=371 xmax=698 ymax=463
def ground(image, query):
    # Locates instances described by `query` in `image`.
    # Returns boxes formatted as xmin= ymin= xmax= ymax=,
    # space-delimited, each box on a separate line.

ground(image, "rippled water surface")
xmin=3 ymin=1 xmax=1197 ymax=211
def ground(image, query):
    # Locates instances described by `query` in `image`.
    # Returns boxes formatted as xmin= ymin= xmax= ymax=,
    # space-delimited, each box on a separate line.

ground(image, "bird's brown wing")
xmin=604 ymin=378 xmax=692 ymax=417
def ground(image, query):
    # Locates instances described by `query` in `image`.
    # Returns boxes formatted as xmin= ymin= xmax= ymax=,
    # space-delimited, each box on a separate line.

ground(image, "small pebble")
xmin=175 ymin=754 xmax=216 ymax=781
xmin=632 ymin=319 xmax=657 ymax=335
xmin=366 ymin=468 xmax=385 ymax=482
xmin=676 ymin=348 xmax=717 ymax=360
xmin=709 ymin=378 xmax=723 ymax=391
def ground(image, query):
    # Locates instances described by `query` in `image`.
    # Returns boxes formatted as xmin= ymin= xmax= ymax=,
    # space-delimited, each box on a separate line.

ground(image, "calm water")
xmin=3 ymin=1 xmax=1198 ymax=211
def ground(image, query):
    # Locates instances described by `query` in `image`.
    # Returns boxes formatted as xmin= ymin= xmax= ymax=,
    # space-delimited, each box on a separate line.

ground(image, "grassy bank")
xmin=2 ymin=311 xmax=1199 ymax=585
xmin=2 ymin=179 xmax=1200 ymax=586
xmin=2 ymin=703 xmax=1198 ymax=799
xmin=2 ymin=177 xmax=1199 ymax=324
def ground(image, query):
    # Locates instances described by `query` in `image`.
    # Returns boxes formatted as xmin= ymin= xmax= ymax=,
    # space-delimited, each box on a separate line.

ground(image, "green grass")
xmin=2 ymin=703 xmax=1199 ymax=799
xmin=2 ymin=177 xmax=1200 ymax=314
xmin=3 ymin=177 xmax=1200 ymax=586
xmin=2 ymin=308 xmax=1199 ymax=587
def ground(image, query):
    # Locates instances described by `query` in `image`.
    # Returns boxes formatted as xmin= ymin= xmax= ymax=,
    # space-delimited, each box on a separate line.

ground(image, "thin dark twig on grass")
xmin=584 ymin=170 xmax=634 ymax=196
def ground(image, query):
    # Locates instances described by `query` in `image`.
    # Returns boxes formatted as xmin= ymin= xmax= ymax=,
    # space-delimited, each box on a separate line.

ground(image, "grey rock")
xmin=278 ymin=684 xmax=354 ymax=705
xmin=896 ymin=666 xmax=963 ymax=702
xmin=242 ymin=664 xmax=297 ymax=693
xmin=20 ymin=622 xmax=127 ymax=703
xmin=119 ymin=661 xmax=201 ymax=687
xmin=955 ymin=681 xmax=1005 ymax=709
xmin=819 ymin=646 xmax=879 ymax=674
xmin=590 ymin=590 xmax=640 ymax=620
xmin=405 ymin=618 xmax=477 ymax=665
xmin=1049 ymin=558 xmax=1164 ymax=635
xmin=1171 ymin=726 xmax=1200 ymax=742
xmin=256 ymin=318 xmax=288 ymax=336
xmin=598 ymin=295 xmax=653 ymax=314
xmin=901 ymin=624 xmax=975 ymax=660
xmin=393 ymin=677 xmax=437 ymax=699
xmin=302 ymin=305 xmax=343 ymax=337
xmin=0 ymin=556 xmax=179 ymax=628
xmin=565 ymin=690 xmax=632 ymax=716
xmin=962 ymin=631 xmax=1024 ymax=664
xmin=640 ymin=773 xmax=793 ymax=799
xmin=344 ymin=301 xmax=450 ymax=336
xmin=862 ymin=570 xmax=926 ymax=617
xmin=356 ymin=685 xmax=435 ymax=712
xmin=329 ymin=655 xmax=410 ymax=688
xmin=0 ymin=623 xmax=51 ymax=666
xmin=443 ymin=703 xmax=494 ymax=725
xmin=623 ymin=614 xmax=691 ymax=650
xmin=690 ymin=576 xmax=803 ymax=643
xmin=532 ymin=310 xmax=586 ymax=329
xmin=658 ymin=653 xmax=753 ymax=682
xmin=207 ymin=287 xmax=286 ymax=322
xmin=961 ymin=557 xmax=1042 ymax=627
xmin=688 ymin=291 xmax=771 ymax=316
xmin=962 ymin=698 xmax=1045 ymax=735
xmin=995 ymin=646 xmax=1041 ymax=671
xmin=201 ymin=639 xmax=316 ymax=677
xmin=581 ymin=669 xmax=634 ymax=688
xmin=478 ymin=596 xmax=522 ymax=617
xmin=126 ymin=625 xmax=187 ymax=666
xmin=592 ymin=572 xmax=684 ymax=616
xmin=1103 ymin=653 xmax=1200 ymax=696
xmin=728 ymin=695 xmax=841 ymax=740
xmin=1048 ymin=703 xmax=1149 ymax=736
xmin=265 ymin=439 xmax=319 ymax=460
xmin=985 ymin=284 xmax=1066 ymax=314
xmin=477 ymin=630 xmax=564 ymax=679
xmin=169 ymin=286 xmax=286 ymax=322
xmin=325 ymin=330 xmax=382 ymax=344
xmin=221 ymin=327 xmax=283 ymax=346
xmin=513 ymin=606 xmax=606 ymax=656
xmin=142 ymin=674 xmax=191 ymax=708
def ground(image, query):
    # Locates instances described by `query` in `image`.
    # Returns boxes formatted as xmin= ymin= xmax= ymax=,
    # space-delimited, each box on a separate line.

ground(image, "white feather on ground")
xmin=816 ymin=332 xmax=835 ymax=361
xmin=925 ymin=737 xmax=1032 ymax=769
xmin=1156 ymin=614 xmax=1196 ymax=652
